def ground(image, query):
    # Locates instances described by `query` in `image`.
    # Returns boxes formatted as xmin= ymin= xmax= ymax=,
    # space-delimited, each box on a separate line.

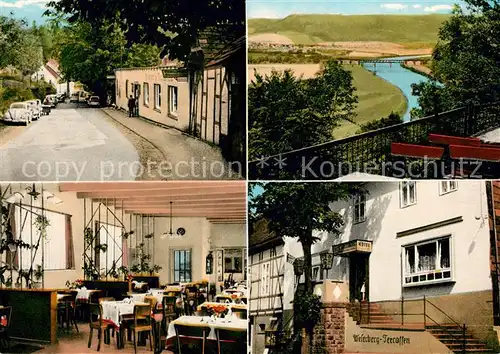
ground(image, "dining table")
xmin=197 ymin=301 xmax=247 ymax=312
xmin=75 ymin=288 xmax=101 ymax=302
xmin=166 ymin=315 xmax=247 ymax=346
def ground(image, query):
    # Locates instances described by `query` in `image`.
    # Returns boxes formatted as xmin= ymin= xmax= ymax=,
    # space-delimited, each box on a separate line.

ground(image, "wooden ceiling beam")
xmin=60 ymin=181 xmax=244 ymax=192
xmin=77 ymin=190 xmax=245 ymax=199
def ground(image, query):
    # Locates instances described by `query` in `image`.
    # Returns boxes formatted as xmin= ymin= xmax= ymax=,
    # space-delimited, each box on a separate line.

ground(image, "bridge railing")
xmin=248 ymin=102 xmax=500 ymax=180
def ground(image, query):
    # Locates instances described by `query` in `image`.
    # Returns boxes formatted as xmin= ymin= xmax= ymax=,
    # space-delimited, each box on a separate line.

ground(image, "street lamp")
xmin=293 ymin=258 xmax=304 ymax=284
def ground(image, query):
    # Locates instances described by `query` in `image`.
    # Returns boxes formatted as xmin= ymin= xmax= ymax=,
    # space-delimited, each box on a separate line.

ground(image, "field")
xmin=248 ymin=14 xmax=449 ymax=44
xmin=248 ymin=64 xmax=408 ymax=138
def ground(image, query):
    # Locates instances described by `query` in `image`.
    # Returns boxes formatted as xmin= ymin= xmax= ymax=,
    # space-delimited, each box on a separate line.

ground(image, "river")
xmin=362 ymin=55 xmax=431 ymax=122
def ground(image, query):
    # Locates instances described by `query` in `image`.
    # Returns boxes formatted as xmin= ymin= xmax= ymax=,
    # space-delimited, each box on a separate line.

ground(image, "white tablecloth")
xmin=101 ymin=300 xmax=146 ymax=328
xmin=57 ymin=294 xmax=70 ymax=302
xmin=197 ymin=302 xmax=247 ymax=312
xmin=130 ymin=294 xmax=146 ymax=303
xmin=129 ymin=291 xmax=164 ymax=306
xmin=167 ymin=315 xmax=247 ymax=341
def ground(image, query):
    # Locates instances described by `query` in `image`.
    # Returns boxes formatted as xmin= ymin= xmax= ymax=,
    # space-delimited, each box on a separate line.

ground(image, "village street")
xmin=0 ymin=103 xmax=237 ymax=181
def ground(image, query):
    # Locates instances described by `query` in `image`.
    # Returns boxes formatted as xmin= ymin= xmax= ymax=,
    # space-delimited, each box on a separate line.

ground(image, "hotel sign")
xmin=332 ymin=240 xmax=372 ymax=256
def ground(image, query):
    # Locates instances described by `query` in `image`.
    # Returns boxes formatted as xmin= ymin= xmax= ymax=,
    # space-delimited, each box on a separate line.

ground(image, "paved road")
xmin=0 ymin=103 xmax=140 ymax=181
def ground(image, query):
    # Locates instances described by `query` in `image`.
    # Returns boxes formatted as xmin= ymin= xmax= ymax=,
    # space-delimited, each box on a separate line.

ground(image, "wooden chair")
xmin=88 ymin=303 xmax=113 ymax=351
xmin=215 ymin=328 xmax=247 ymax=354
xmin=174 ymin=323 xmax=211 ymax=354
xmin=185 ymin=286 xmax=199 ymax=315
xmin=130 ymin=304 xmax=154 ymax=353
xmin=59 ymin=292 xmax=79 ymax=333
xmin=0 ymin=306 xmax=12 ymax=351
xmin=428 ymin=133 xmax=481 ymax=147
xmin=161 ymin=295 xmax=178 ymax=332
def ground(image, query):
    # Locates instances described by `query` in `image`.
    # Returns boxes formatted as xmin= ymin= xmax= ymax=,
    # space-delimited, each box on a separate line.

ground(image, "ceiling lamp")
xmin=26 ymin=183 xmax=40 ymax=199
xmin=42 ymin=191 xmax=63 ymax=205
xmin=5 ymin=191 xmax=25 ymax=204
xmin=161 ymin=201 xmax=175 ymax=240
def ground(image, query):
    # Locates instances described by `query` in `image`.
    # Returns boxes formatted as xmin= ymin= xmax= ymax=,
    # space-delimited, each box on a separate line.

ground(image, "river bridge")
xmin=340 ymin=59 xmax=424 ymax=66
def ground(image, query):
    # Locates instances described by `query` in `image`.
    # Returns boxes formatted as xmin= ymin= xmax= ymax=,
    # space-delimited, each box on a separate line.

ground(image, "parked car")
xmin=70 ymin=92 xmax=79 ymax=103
xmin=43 ymin=95 xmax=57 ymax=108
xmin=56 ymin=93 xmax=66 ymax=103
xmin=2 ymin=102 xmax=32 ymax=125
xmin=79 ymin=91 xmax=89 ymax=103
xmin=25 ymin=100 xmax=42 ymax=120
xmin=88 ymin=96 xmax=100 ymax=107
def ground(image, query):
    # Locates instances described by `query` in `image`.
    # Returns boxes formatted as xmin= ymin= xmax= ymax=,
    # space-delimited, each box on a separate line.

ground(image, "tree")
xmin=414 ymin=0 xmax=500 ymax=117
xmin=14 ymin=31 xmax=44 ymax=77
xmin=55 ymin=20 xmax=161 ymax=101
xmin=248 ymin=60 xmax=358 ymax=160
xmin=357 ymin=112 xmax=403 ymax=133
xmin=249 ymin=182 xmax=363 ymax=353
xmin=45 ymin=0 xmax=244 ymax=61
xmin=0 ymin=16 xmax=26 ymax=69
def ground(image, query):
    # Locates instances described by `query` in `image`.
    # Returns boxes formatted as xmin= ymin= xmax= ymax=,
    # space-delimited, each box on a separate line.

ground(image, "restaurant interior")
xmin=0 ymin=181 xmax=247 ymax=353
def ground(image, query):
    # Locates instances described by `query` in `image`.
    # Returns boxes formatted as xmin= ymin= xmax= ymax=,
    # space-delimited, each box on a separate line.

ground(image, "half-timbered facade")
xmin=281 ymin=181 xmax=497 ymax=350
xmin=249 ymin=218 xmax=292 ymax=354
xmin=114 ymin=35 xmax=245 ymax=170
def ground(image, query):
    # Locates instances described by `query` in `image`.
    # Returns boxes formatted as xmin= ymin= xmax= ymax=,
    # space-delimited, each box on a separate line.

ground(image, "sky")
xmin=0 ymin=0 xmax=51 ymax=24
xmin=247 ymin=0 xmax=464 ymax=18
xmin=2 ymin=0 xmax=467 ymax=24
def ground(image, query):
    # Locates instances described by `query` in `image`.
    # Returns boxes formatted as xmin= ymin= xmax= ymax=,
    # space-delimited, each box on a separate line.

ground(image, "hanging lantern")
xmin=265 ymin=329 xmax=278 ymax=348
xmin=206 ymin=251 xmax=214 ymax=275
xmin=293 ymin=258 xmax=304 ymax=276
xmin=320 ymin=252 xmax=334 ymax=270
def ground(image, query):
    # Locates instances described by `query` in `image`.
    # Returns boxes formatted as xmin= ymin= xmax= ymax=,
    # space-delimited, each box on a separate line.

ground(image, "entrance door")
xmin=349 ymin=254 xmax=370 ymax=302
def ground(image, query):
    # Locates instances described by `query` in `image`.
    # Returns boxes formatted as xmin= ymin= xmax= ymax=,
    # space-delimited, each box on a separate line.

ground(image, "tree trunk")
xmin=301 ymin=238 xmax=314 ymax=354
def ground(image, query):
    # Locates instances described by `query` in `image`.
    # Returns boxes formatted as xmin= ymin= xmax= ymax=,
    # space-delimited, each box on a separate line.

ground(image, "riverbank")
xmin=401 ymin=62 xmax=434 ymax=79
xmin=248 ymin=63 xmax=407 ymax=138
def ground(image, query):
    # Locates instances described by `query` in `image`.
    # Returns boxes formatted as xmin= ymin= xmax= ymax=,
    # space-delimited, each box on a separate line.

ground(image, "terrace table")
xmin=166 ymin=315 xmax=247 ymax=346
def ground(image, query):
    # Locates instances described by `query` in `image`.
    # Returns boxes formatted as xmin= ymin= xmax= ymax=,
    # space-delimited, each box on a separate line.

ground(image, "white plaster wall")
xmin=210 ymin=223 xmax=246 ymax=284
xmin=284 ymin=181 xmax=491 ymax=302
xmin=115 ymin=68 xmax=190 ymax=131
xmin=0 ymin=183 xmax=86 ymax=289
xmin=145 ymin=216 xmax=209 ymax=284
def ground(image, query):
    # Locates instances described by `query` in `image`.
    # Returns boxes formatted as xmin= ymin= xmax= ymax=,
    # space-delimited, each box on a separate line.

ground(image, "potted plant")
xmin=33 ymin=265 xmax=43 ymax=288
xmin=34 ymin=215 xmax=50 ymax=239
xmin=118 ymin=265 xmax=129 ymax=281
xmin=97 ymin=243 xmax=108 ymax=252
xmin=121 ymin=230 xmax=134 ymax=239
xmin=151 ymin=264 xmax=162 ymax=275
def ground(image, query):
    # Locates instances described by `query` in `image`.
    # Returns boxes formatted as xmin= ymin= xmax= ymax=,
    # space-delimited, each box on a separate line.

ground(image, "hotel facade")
xmin=250 ymin=181 xmax=500 ymax=353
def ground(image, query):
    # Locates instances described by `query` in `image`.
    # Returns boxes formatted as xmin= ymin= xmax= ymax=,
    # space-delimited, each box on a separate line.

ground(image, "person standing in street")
xmin=128 ymin=95 xmax=135 ymax=117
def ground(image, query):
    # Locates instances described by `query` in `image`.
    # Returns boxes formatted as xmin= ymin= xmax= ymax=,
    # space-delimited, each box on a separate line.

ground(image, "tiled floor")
xmin=34 ymin=325 xmax=173 ymax=354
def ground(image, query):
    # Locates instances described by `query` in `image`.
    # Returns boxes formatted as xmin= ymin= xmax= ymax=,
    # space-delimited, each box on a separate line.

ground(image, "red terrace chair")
xmin=429 ymin=133 xmax=481 ymax=147
xmin=391 ymin=143 xmax=444 ymax=159
xmin=481 ymin=141 xmax=500 ymax=148
xmin=449 ymin=145 xmax=500 ymax=161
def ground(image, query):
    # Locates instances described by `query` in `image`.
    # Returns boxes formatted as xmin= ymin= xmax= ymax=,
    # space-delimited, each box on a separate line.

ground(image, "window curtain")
xmin=65 ymin=215 xmax=75 ymax=269
xmin=122 ymin=237 xmax=128 ymax=267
